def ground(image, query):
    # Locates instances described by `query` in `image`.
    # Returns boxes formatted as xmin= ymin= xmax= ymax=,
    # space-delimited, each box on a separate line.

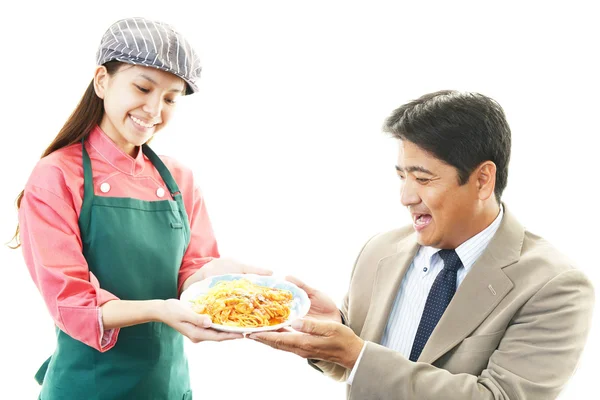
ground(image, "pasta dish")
xmin=190 ymin=279 xmax=293 ymax=327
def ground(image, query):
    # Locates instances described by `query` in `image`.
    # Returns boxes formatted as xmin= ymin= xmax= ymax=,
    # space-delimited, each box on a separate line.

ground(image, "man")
xmin=250 ymin=90 xmax=594 ymax=399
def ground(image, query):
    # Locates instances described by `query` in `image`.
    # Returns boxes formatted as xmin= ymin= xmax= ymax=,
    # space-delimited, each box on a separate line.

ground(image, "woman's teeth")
xmin=130 ymin=115 xmax=154 ymax=128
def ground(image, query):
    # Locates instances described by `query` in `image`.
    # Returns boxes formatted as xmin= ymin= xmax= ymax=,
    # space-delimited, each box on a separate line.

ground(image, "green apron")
xmin=35 ymin=140 xmax=193 ymax=399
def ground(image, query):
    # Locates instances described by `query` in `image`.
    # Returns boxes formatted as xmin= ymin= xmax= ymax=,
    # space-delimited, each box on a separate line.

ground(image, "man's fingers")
xmin=249 ymin=331 xmax=329 ymax=360
xmin=249 ymin=331 xmax=298 ymax=351
xmin=285 ymin=275 xmax=315 ymax=295
xmin=249 ymin=331 xmax=295 ymax=345
xmin=291 ymin=318 xmax=336 ymax=336
xmin=248 ymin=331 xmax=283 ymax=342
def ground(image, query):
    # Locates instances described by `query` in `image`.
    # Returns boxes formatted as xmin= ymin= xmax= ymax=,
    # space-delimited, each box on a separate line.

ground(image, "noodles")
xmin=190 ymin=279 xmax=294 ymax=327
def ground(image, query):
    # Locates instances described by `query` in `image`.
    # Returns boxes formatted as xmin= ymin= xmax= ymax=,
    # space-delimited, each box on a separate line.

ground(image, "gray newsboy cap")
xmin=96 ymin=17 xmax=201 ymax=95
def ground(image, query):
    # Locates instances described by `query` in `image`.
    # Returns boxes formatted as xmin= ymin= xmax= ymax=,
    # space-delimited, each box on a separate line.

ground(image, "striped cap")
xmin=96 ymin=17 xmax=201 ymax=95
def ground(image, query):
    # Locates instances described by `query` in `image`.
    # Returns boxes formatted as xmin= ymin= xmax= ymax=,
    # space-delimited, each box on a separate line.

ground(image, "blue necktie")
xmin=409 ymin=249 xmax=463 ymax=362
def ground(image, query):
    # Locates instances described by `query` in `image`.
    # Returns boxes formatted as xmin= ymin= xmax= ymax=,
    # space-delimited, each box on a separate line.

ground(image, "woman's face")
xmin=94 ymin=64 xmax=186 ymax=156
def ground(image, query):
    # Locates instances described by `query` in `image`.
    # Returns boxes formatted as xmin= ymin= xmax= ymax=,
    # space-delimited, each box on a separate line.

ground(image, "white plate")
xmin=180 ymin=274 xmax=311 ymax=333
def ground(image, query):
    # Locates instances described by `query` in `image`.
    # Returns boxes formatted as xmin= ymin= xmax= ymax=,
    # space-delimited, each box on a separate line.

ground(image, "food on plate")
xmin=190 ymin=278 xmax=293 ymax=327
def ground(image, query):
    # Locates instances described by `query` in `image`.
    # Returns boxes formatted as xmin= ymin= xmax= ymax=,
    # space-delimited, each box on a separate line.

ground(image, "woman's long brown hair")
xmin=8 ymin=61 xmax=122 ymax=248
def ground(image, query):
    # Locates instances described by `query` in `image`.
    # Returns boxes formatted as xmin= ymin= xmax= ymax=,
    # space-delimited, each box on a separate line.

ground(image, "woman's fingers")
xmin=190 ymin=313 xmax=212 ymax=328
xmin=181 ymin=324 xmax=243 ymax=343
xmin=239 ymin=264 xmax=273 ymax=276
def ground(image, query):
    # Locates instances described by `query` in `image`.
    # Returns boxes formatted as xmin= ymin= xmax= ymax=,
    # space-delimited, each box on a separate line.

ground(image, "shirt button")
xmin=156 ymin=187 xmax=165 ymax=198
xmin=423 ymin=267 xmax=428 ymax=272
xmin=100 ymin=183 xmax=111 ymax=193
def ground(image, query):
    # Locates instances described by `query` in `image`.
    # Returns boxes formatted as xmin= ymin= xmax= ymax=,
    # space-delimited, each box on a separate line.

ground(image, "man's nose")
xmin=400 ymin=180 xmax=420 ymax=207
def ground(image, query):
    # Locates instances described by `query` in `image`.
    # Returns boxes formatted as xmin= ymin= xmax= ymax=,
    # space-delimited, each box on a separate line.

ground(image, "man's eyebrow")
xmin=138 ymin=74 xmax=185 ymax=93
xmin=395 ymin=165 xmax=434 ymax=175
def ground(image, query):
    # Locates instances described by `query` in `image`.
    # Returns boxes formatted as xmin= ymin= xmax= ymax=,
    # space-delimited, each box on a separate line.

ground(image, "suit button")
xmin=100 ymin=183 xmax=111 ymax=193
xmin=156 ymin=187 xmax=165 ymax=198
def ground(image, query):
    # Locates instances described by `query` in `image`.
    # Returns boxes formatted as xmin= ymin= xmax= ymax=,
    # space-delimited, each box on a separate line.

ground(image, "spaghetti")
xmin=190 ymin=279 xmax=293 ymax=327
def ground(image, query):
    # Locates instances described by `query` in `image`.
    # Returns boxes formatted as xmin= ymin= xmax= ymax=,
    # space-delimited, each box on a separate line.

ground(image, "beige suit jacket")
xmin=312 ymin=206 xmax=594 ymax=399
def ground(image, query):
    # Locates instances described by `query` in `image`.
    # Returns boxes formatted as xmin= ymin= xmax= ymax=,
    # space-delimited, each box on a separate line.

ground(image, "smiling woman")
xmin=96 ymin=64 xmax=186 ymax=155
xmin=9 ymin=16 xmax=270 ymax=400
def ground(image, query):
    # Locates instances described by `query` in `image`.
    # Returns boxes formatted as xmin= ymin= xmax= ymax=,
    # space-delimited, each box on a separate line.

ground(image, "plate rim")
xmin=180 ymin=273 xmax=311 ymax=333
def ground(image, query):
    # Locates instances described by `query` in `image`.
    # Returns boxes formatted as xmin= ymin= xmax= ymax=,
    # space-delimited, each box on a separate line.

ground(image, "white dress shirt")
xmin=347 ymin=207 xmax=504 ymax=384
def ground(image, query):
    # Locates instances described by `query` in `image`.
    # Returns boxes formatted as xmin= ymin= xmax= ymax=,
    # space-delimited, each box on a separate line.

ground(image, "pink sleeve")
xmin=177 ymin=186 xmax=220 ymax=294
xmin=20 ymin=184 xmax=119 ymax=352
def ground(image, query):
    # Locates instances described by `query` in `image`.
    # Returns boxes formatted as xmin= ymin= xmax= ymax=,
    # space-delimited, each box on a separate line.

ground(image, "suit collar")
xmin=360 ymin=234 xmax=419 ymax=344
xmin=361 ymin=204 xmax=524 ymax=363
xmin=418 ymin=203 xmax=523 ymax=363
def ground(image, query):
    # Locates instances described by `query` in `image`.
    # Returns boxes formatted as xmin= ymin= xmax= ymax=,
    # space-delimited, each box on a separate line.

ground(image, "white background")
xmin=1 ymin=1 xmax=598 ymax=398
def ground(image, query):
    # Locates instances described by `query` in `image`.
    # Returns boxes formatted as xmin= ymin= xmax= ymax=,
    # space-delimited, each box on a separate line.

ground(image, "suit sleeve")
xmin=349 ymin=269 xmax=594 ymax=400
xmin=307 ymin=235 xmax=380 ymax=381
xmin=20 ymin=184 xmax=120 ymax=352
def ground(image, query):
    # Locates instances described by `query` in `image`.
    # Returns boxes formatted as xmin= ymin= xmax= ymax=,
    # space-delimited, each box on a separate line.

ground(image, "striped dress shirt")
xmin=347 ymin=207 xmax=504 ymax=384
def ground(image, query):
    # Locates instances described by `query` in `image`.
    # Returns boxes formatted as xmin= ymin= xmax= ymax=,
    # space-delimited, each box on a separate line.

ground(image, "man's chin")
xmin=414 ymin=231 xmax=436 ymax=247
xmin=415 ymin=234 xmax=427 ymax=246
xmin=413 ymin=223 xmax=435 ymax=245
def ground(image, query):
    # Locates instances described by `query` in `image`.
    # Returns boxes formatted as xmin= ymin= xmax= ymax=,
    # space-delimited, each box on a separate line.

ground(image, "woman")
xmin=12 ymin=17 xmax=269 ymax=399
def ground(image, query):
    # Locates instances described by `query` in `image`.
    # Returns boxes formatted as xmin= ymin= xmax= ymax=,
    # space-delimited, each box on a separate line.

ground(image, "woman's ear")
xmin=93 ymin=65 xmax=108 ymax=99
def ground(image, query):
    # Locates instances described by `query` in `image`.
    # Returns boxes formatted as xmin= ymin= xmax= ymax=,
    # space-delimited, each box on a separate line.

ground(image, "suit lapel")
xmin=360 ymin=235 xmax=419 ymax=343
xmin=417 ymin=206 xmax=523 ymax=364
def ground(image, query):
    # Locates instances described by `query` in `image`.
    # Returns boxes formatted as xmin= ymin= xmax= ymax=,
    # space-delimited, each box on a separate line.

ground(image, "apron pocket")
xmin=182 ymin=389 xmax=193 ymax=400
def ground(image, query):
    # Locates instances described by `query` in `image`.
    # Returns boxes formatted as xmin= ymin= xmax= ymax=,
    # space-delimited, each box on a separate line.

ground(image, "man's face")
xmin=396 ymin=140 xmax=481 ymax=249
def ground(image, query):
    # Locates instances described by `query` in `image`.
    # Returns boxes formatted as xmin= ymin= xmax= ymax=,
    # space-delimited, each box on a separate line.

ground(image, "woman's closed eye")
xmin=134 ymin=84 xmax=150 ymax=93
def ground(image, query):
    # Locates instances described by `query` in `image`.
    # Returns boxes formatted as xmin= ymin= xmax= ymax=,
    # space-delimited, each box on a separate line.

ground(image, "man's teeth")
xmin=131 ymin=116 xmax=154 ymax=128
xmin=416 ymin=215 xmax=428 ymax=225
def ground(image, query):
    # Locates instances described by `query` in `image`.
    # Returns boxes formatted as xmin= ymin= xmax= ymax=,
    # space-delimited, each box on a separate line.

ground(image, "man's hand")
xmin=249 ymin=318 xmax=364 ymax=369
xmin=285 ymin=276 xmax=342 ymax=323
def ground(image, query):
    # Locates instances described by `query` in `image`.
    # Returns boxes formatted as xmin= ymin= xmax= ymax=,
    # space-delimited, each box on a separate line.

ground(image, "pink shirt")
xmin=19 ymin=126 xmax=219 ymax=352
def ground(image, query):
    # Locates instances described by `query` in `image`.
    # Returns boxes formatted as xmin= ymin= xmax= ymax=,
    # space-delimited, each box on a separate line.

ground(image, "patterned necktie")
xmin=409 ymin=249 xmax=463 ymax=362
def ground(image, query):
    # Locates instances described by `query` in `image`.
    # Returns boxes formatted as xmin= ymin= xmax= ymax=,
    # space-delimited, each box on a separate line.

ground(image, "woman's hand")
xmin=101 ymin=299 xmax=242 ymax=342
xmin=181 ymin=257 xmax=273 ymax=293
xmin=157 ymin=299 xmax=243 ymax=342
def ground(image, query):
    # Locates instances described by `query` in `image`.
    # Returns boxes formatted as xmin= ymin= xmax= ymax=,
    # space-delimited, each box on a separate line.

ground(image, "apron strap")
xmin=141 ymin=144 xmax=182 ymax=198
xmin=79 ymin=139 xmax=95 ymax=235
xmin=78 ymin=140 xmax=190 ymax=250
xmin=142 ymin=144 xmax=191 ymax=254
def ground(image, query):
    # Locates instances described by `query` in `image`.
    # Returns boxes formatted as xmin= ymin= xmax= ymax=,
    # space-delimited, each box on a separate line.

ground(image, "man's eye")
xmin=135 ymin=85 xmax=150 ymax=93
xmin=416 ymin=178 xmax=430 ymax=183
xmin=397 ymin=175 xmax=406 ymax=180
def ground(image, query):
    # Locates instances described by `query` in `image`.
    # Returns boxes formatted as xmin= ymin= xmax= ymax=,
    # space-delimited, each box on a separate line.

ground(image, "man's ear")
xmin=93 ymin=65 xmax=109 ymax=99
xmin=475 ymin=161 xmax=497 ymax=201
